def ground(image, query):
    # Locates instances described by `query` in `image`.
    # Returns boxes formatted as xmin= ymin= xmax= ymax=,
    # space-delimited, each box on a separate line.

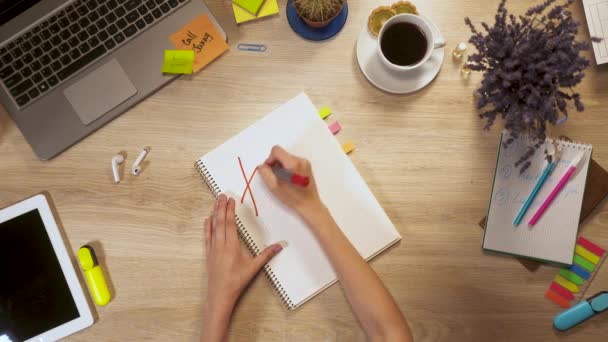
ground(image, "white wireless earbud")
xmin=132 ymin=147 xmax=150 ymax=176
xmin=111 ymin=155 xmax=125 ymax=184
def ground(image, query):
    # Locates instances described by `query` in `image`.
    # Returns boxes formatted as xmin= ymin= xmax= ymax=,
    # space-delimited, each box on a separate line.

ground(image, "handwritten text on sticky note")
xmin=169 ymin=14 xmax=228 ymax=72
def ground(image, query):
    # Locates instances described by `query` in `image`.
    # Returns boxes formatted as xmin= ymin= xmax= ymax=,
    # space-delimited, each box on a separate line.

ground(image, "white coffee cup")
xmin=378 ymin=14 xmax=446 ymax=71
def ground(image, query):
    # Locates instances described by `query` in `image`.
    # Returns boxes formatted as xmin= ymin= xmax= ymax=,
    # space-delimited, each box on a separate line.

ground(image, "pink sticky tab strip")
xmin=550 ymin=282 xmax=575 ymax=301
xmin=577 ymin=236 xmax=605 ymax=257
xmin=328 ymin=121 xmax=341 ymax=135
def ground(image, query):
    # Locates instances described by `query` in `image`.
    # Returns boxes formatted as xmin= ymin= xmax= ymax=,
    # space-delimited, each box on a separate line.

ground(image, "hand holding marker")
xmin=271 ymin=165 xmax=310 ymax=187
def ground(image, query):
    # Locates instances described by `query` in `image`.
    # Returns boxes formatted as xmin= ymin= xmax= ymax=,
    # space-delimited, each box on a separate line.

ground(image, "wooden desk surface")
xmin=1 ymin=1 xmax=608 ymax=341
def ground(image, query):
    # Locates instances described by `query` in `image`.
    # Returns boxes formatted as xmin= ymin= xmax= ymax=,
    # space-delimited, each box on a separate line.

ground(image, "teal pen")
xmin=513 ymin=161 xmax=555 ymax=226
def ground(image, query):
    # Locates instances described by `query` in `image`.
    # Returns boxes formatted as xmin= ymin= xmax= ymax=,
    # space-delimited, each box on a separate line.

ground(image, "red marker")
xmin=271 ymin=165 xmax=309 ymax=187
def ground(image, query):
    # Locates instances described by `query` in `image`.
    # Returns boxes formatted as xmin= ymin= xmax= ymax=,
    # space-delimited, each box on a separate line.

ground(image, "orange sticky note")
xmin=169 ymin=14 xmax=228 ymax=72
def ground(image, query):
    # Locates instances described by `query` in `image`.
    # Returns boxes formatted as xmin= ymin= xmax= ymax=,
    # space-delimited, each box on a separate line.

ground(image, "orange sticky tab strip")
xmin=342 ymin=141 xmax=356 ymax=154
xmin=545 ymin=289 xmax=572 ymax=308
xmin=554 ymin=275 xmax=579 ymax=293
xmin=575 ymin=245 xmax=600 ymax=264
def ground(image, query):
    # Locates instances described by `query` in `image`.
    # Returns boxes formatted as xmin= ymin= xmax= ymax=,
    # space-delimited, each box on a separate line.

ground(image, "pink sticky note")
xmin=328 ymin=121 xmax=341 ymax=135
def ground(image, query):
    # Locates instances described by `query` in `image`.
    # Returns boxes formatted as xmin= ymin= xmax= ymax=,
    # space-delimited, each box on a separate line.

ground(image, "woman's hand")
xmin=202 ymin=194 xmax=283 ymax=342
xmin=258 ymin=146 xmax=324 ymax=217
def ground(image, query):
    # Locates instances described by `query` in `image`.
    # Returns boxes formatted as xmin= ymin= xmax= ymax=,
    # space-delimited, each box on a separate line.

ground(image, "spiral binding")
xmin=552 ymin=137 xmax=593 ymax=151
xmin=195 ymin=160 xmax=296 ymax=310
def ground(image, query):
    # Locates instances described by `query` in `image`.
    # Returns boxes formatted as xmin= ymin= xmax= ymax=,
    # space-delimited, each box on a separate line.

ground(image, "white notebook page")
xmin=583 ymin=0 xmax=608 ymax=64
xmin=198 ymin=93 xmax=401 ymax=308
xmin=483 ymin=134 xmax=592 ymax=265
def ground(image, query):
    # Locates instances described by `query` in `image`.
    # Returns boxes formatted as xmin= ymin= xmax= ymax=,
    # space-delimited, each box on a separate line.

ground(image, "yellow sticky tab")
xmin=319 ymin=106 xmax=332 ymax=119
xmin=342 ymin=141 xmax=356 ymax=154
xmin=554 ymin=274 xmax=580 ymax=293
xmin=575 ymin=245 xmax=600 ymax=264
xmin=162 ymin=50 xmax=194 ymax=74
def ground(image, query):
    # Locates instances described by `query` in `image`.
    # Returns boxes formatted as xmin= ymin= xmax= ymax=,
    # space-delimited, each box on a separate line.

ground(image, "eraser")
xmin=328 ymin=121 xmax=341 ymax=135
xmin=342 ymin=141 xmax=356 ymax=154
xmin=319 ymin=106 xmax=332 ymax=119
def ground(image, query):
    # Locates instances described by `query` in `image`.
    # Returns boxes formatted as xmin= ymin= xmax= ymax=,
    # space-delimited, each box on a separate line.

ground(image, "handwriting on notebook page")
xmin=238 ymin=157 xmax=259 ymax=217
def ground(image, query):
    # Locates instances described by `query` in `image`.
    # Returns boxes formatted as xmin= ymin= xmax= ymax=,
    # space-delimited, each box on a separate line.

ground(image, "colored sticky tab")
xmin=169 ymin=14 xmax=229 ymax=73
xmin=554 ymin=275 xmax=580 ymax=293
xmin=545 ymin=289 xmax=572 ymax=308
xmin=232 ymin=0 xmax=279 ymax=23
xmin=161 ymin=50 xmax=194 ymax=74
xmin=574 ymin=255 xmax=596 ymax=272
xmin=319 ymin=106 xmax=332 ymax=119
xmin=328 ymin=121 xmax=341 ymax=135
xmin=342 ymin=141 xmax=356 ymax=154
xmin=550 ymin=282 xmax=575 ymax=301
xmin=577 ymin=236 xmax=605 ymax=257
xmin=569 ymin=264 xmax=591 ymax=280
xmin=575 ymin=245 xmax=600 ymax=264
xmin=559 ymin=269 xmax=584 ymax=285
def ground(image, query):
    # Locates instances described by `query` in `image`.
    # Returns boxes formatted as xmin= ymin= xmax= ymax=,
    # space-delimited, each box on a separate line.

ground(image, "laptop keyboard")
xmin=0 ymin=0 xmax=189 ymax=109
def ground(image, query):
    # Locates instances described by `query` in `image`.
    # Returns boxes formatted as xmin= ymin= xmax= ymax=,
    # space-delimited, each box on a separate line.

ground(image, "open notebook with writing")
xmin=483 ymin=133 xmax=592 ymax=265
xmin=195 ymin=93 xmax=401 ymax=309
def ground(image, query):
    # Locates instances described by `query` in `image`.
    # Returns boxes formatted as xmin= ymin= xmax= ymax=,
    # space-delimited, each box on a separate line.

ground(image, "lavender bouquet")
xmin=465 ymin=0 xmax=599 ymax=172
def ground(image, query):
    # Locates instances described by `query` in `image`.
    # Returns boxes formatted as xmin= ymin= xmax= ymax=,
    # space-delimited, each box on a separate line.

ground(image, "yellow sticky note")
xmin=169 ymin=14 xmax=229 ymax=73
xmin=232 ymin=0 xmax=279 ymax=24
xmin=554 ymin=274 xmax=579 ymax=293
xmin=575 ymin=245 xmax=600 ymax=264
xmin=161 ymin=50 xmax=194 ymax=74
xmin=319 ymin=106 xmax=332 ymax=119
xmin=342 ymin=141 xmax=356 ymax=154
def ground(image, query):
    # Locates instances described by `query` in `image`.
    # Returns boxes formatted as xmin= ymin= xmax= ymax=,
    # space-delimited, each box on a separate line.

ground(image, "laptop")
xmin=0 ymin=0 xmax=225 ymax=160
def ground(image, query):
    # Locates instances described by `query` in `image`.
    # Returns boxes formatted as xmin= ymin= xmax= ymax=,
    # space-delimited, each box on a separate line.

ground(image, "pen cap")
xmin=78 ymin=245 xmax=98 ymax=271
xmin=553 ymin=300 xmax=594 ymax=331
xmin=589 ymin=292 xmax=608 ymax=312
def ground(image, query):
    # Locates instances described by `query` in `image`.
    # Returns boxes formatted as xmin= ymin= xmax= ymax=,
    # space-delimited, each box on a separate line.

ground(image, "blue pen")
xmin=513 ymin=146 xmax=561 ymax=226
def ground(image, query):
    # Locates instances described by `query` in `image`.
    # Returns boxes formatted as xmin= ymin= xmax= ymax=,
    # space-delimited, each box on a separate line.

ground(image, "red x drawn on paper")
xmin=238 ymin=156 xmax=259 ymax=216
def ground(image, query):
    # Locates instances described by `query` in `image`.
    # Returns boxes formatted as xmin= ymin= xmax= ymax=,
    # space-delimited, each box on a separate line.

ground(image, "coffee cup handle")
xmin=434 ymin=38 xmax=446 ymax=49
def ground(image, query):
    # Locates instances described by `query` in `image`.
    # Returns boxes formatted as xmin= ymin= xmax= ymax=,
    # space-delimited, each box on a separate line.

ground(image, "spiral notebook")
xmin=483 ymin=133 xmax=593 ymax=265
xmin=195 ymin=93 xmax=401 ymax=310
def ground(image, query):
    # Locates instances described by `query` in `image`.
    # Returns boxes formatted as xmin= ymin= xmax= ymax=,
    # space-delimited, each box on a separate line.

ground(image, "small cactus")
xmin=293 ymin=0 xmax=344 ymax=23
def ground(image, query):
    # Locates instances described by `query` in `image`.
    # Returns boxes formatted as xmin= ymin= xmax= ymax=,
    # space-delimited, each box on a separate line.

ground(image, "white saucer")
xmin=356 ymin=16 xmax=445 ymax=94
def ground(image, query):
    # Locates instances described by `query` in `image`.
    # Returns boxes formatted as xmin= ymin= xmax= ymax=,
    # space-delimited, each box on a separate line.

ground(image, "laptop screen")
xmin=0 ymin=209 xmax=80 ymax=341
xmin=0 ymin=0 xmax=43 ymax=26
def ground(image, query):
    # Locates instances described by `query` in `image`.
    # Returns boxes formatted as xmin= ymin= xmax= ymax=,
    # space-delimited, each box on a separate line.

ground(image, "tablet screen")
xmin=0 ymin=209 xmax=79 ymax=341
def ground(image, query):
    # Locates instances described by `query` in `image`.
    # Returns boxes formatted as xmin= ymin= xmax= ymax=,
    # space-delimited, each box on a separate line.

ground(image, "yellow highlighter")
xmin=78 ymin=245 xmax=111 ymax=306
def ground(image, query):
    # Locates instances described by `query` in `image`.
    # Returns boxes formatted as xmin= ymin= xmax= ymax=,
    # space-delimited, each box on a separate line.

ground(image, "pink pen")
xmin=529 ymin=152 xmax=585 ymax=226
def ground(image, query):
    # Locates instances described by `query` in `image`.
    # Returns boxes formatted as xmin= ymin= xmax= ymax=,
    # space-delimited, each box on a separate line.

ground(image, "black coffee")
xmin=380 ymin=22 xmax=427 ymax=66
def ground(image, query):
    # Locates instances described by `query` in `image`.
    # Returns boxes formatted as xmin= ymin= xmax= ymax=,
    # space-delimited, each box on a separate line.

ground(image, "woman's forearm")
xmin=200 ymin=297 xmax=234 ymax=341
xmin=301 ymin=205 xmax=413 ymax=342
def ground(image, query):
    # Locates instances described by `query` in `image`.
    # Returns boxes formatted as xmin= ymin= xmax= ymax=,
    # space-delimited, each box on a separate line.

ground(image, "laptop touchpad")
xmin=64 ymin=59 xmax=137 ymax=125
